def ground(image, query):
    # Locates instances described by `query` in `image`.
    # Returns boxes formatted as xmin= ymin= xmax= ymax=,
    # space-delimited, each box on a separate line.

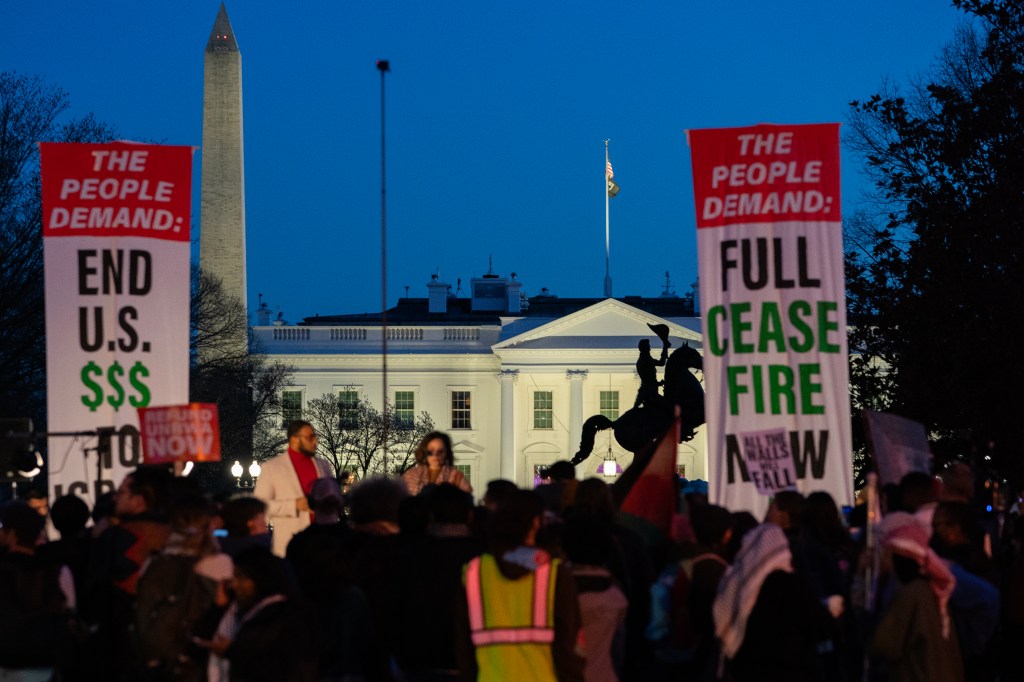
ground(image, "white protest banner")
xmin=687 ymin=124 xmax=853 ymax=516
xmin=864 ymin=409 xmax=932 ymax=486
xmin=41 ymin=142 xmax=194 ymax=504
xmin=741 ymin=427 xmax=798 ymax=495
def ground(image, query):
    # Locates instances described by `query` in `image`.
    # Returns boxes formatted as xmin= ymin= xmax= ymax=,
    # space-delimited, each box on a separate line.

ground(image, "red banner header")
xmin=41 ymin=142 xmax=193 ymax=241
xmin=688 ymin=123 xmax=840 ymax=229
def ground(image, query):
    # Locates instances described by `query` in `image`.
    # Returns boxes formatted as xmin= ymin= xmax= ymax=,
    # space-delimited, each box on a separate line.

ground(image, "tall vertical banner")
xmin=41 ymin=142 xmax=194 ymax=505
xmin=687 ymin=124 xmax=852 ymax=516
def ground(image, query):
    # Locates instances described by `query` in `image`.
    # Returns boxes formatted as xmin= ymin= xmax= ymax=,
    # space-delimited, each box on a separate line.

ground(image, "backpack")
xmin=647 ymin=553 xmax=727 ymax=660
xmin=135 ymin=554 xmax=217 ymax=678
xmin=669 ymin=553 xmax=727 ymax=651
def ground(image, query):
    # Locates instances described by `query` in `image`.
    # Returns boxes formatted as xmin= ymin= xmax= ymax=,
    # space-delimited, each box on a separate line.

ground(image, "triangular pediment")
xmin=493 ymin=299 xmax=701 ymax=351
xmin=451 ymin=439 xmax=485 ymax=454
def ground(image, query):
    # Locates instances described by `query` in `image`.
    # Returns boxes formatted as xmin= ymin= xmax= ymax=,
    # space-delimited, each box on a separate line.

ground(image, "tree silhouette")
xmin=305 ymin=391 xmax=434 ymax=479
xmin=846 ymin=0 xmax=1024 ymax=484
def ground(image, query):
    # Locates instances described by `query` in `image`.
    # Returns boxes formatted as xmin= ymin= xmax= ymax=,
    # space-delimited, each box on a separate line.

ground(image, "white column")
xmin=566 ymin=369 xmax=588 ymax=471
xmin=497 ymin=369 xmax=518 ymax=481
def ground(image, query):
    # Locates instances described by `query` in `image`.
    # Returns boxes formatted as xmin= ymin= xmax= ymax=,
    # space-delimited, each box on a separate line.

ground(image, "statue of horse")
xmin=571 ymin=341 xmax=704 ymax=466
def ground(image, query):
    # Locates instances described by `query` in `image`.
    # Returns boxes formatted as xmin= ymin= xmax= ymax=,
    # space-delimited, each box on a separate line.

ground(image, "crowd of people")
xmin=1 ymin=423 xmax=1022 ymax=682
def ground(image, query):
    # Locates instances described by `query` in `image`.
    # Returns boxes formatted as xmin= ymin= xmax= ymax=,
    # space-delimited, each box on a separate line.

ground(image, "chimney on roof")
xmin=256 ymin=293 xmax=272 ymax=326
xmin=506 ymin=272 xmax=522 ymax=314
xmin=427 ymin=273 xmax=449 ymax=314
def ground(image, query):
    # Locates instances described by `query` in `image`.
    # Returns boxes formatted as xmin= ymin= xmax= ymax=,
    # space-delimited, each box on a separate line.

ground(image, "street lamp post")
xmin=231 ymin=459 xmax=261 ymax=489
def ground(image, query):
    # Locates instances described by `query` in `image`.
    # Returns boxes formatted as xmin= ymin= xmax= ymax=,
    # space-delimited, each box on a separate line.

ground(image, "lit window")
xmin=338 ymin=390 xmax=359 ymax=430
xmin=599 ymin=391 xmax=619 ymax=420
xmin=533 ymin=391 xmax=553 ymax=429
xmin=281 ymin=390 xmax=303 ymax=427
xmin=395 ymin=391 xmax=415 ymax=430
xmin=451 ymin=391 xmax=472 ymax=430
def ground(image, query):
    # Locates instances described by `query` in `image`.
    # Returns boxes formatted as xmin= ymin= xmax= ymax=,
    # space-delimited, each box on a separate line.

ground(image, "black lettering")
xmin=725 ymin=434 xmax=751 ymax=483
xmin=54 ymin=480 xmax=112 ymax=500
xmin=96 ymin=427 xmax=115 ymax=468
xmin=129 ymin=250 xmax=152 ymax=295
xmin=742 ymin=239 xmax=769 ymax=290
xmin=102 ymin=249 xmax=124 ymax=295
xmin=117 ymin=425 xmax=141 ymax=468
xmin=773 ymin=238 xmax=794 ymax=288
xmin=117 ymin=307 xmax=139 ymax=352
xmin=721 ymin=240 xmax=738 ymax=292
xmin=797 ymin=237 xmax=821 ymax=287
xmin=78 ymin=250 xmax=98 ymax=295
xmin=79 ymin=307 xmax=104 ymax=352
xmin=790 ymin=429 xmax=828 ymax=479
xmin=94 ymin=480 xmax=115 ymax=499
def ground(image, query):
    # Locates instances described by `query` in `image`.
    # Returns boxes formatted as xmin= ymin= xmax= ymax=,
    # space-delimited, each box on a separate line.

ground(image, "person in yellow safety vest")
xmin=456 ymin=489 xmax=585 ymax=682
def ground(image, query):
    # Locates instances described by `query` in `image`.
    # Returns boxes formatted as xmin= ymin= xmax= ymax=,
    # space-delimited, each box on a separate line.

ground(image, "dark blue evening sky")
xmin=4 ymin=2 xmax=967 ymax=320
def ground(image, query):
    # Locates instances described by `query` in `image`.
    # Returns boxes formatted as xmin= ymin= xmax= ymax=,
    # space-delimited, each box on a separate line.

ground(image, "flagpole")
xmin=604 ymin=140 xmax=612 ymax=298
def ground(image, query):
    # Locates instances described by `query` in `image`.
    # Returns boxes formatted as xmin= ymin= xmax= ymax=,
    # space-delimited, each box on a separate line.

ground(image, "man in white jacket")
xmin=254 ymin=420 xmax=333 ymax=556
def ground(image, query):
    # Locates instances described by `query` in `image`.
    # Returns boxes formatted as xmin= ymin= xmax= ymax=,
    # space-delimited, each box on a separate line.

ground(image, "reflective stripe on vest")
xmin=465 ymin=554 xmax=555 ymax=646
xmin=472 ymin=627 xmax=555 ymax=645
xmin=466 ymin=556 xmax=485 ymax=632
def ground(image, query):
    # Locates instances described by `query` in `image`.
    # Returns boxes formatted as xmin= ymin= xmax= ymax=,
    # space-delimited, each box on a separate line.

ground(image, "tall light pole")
xmin=377 ymin=59 xmax=390 ymax=463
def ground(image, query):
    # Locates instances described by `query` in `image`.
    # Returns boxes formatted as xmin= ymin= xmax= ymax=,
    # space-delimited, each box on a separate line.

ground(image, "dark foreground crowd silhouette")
xmin=1 ymin=436 xmax=1022 ymax=682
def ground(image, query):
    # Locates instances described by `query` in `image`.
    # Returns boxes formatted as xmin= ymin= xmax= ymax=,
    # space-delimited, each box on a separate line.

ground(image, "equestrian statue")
xmin=571 ymin=323 xmax=705 ymax=467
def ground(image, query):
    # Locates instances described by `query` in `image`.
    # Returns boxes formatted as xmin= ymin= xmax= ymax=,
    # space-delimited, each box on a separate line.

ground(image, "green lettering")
xmin=817 ymin=301 xmax=840 ymax=352
xmin=768 ymin=365 xmax=795 ymax=414
xmin=757 ymin=302 xmax=786 ymax=352
xmin=799 ymin=363 xmax=824 ymax=414
xmin=726 ymin=365 xmax=748 ymax=416
xmin=752 ymin=364 xmax=765 ymax=414
xmin=787 ymin=300 xmax=814 ymax=352
xmin=706 ymin=305 xmax=727 ymax=356
xmin=730 ymin=302 xmax=754 ymax=353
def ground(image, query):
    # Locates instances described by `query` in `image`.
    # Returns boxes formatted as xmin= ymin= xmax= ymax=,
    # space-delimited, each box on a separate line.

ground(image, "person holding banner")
xmin=253 ymin=420 xmax=333 ymax=557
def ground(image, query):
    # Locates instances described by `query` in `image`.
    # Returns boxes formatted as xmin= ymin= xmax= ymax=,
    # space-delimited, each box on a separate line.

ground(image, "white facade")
xmin=254 ymin=299 xmax=708 ymax=492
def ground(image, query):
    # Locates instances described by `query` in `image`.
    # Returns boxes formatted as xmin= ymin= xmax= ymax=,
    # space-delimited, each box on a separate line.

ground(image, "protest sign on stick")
xmin=864 ymin=409 xmax=932 ymax=486
xmin=139 ymin=403 xmax=221 ymax=465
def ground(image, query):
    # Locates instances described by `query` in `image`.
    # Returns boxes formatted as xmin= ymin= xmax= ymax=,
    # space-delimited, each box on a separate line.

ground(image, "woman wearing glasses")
xmin=402 ymin=431 xmax=472 ymax=496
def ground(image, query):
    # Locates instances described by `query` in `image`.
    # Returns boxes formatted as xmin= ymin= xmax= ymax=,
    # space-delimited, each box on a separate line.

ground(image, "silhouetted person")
xmin=0 ymin=500 xmax=77 ymax=678
xmin=634 ymin=338 xmax=669 ymax=408
xmin=201 ymin=547 xmax=316 ymax=682
xmin=38 ymin=493 xmax=92 ymax=618
xmin=455 ymin=489 xmax=584 ymax=681
xmin=286 ymin=477 xmax=369 ymax=682
xmin=84 ymin=465 xmax=172 ymax=680
xmin=347 ymin=477 xmax=409 ymax=680
xmin=218 ymin=495 xmax=271 ymax=558
xmin=397 ymin=484 xmax=484 ymax=681
xmin=871 ymin=512 xmax=963 ymax=682
xmin=900 ymin=470 xmax=939 ymax=529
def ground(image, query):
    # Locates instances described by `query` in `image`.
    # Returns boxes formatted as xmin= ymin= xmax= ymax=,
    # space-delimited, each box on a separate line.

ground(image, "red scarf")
xmin=287 ymin=447 xmax=319 ymax=495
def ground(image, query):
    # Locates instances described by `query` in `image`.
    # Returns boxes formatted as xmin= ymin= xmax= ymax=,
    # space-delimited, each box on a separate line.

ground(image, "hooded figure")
xmin=870 ymin=512 xmax=963 ymax=682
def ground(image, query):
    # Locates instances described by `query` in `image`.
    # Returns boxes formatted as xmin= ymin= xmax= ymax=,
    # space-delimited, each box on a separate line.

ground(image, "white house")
xmin=253 ymin=272 xmax=707 ymax=492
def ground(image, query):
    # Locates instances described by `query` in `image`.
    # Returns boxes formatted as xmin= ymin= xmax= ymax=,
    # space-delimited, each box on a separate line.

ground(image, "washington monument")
xmin=200 ymin=3 xmax=247 ymax=313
